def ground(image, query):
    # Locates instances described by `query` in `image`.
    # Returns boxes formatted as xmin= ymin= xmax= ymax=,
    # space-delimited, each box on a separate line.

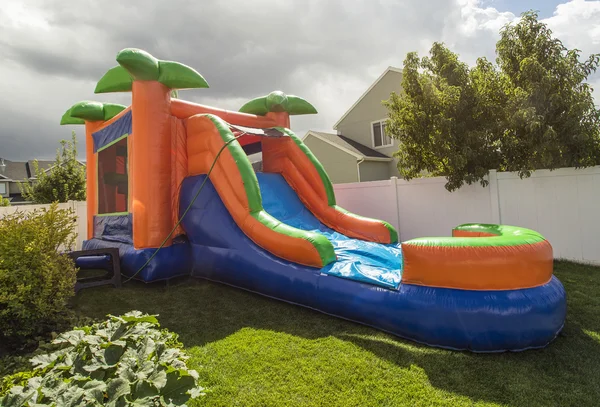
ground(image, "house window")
xmin=97 ymin=137 xmax=128 ymax=215
xmin=0 ymin=182 xmax=6 ymax=195
xmin=372 ymin=120 xmax=392 ymax=148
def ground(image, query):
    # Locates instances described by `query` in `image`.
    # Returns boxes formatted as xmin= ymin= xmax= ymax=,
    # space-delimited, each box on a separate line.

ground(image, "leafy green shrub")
xmin=19 ymin=132 xmax=86 ymax=204
xmin=0 ymin=197 xmax=10 ymax=207
xmin=0 ymin=311 xmax=205 ymax=406
xmin=0 ymin=203 xmax=77 ymax=346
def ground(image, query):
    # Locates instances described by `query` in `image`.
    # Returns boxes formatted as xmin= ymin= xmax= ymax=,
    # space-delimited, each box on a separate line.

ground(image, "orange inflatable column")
xmin=84 ymin=123 xmax=97 ymax=240
xmin=131 ymin=81 xmax=173 ymax=249
xmin=266 ymin=111 xmax=290 ymax=128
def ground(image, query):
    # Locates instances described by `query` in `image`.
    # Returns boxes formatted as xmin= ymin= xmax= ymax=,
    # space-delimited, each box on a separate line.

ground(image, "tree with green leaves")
xmin=19 ymin=132 xmax=86 ymax=203
xmin=386 ymin=11 xmax=600 ymax=191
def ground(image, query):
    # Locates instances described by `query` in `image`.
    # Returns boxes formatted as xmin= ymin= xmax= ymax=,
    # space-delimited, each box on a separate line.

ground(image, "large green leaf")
xmin=60 ymin=108 xmax=85 ymax=125
xmin=119 ymin=311 xmax=159 ymax=325
xmin=286 ymin=95 xmax=318 ymax=114
xmin=158 ymin=60 xmax=209 ymax=89
xmin=82 ymin=380 xmax=107 ymax=403
xmin=104 ymin=344 xmax=125 ymax=367
xmin=160 ymin=371 xmax=196 ymax=405
xmin=0 ymin=385 xmax=38 ymax=406
xmin=132 ymin=380 xmax=159 ymax=400
xmin=94 ymin=66 xmax=133 ymax=93
xmin=106 ymin=377 xmax=130 ymax=403
xmin=102 ymin=104 xmax=128 ymax=120
xmin=70 ymin=101 xmax=106 ymax=121
xmin=116 ymin=48 xmax=160 ymax=81
xmin=61 ymin=101 xmax=127 ymax=125
xmin=239 ymin=96 xmax=270 ymax=115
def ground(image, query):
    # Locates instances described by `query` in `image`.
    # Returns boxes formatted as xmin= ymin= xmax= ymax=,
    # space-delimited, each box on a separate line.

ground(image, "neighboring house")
xmin=304 ymin=66 xmax=403 ymax=183
xmin=0 ymin=158 xmax=85 ymax=203
xmin=302 ymin=131 xmax=391 ymax=183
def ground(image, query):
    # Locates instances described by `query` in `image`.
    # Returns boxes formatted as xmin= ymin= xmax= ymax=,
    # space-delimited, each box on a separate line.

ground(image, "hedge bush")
xmin=0 ymin=203 xmax=78 ymax=347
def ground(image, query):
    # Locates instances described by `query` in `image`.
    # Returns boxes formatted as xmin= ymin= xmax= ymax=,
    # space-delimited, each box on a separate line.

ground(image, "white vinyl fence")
xmin=0 ymin=201 xmax=87 ymax=250
xmin=2 ymin=166 xmax=599 ymax=263
xmin=334 ymin=166 xmax=600 ymax=264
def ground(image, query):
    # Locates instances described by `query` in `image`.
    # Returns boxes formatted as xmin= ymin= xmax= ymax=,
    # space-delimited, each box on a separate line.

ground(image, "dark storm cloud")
xmin=1 ymin=0 xmax=455 ymax=96
xmin=0 ymin=105 xmax=76 ymax=161
xmin=7 ymin=0 xmax=596 ymax=161
xmin=0 ymin=0 xmax=459 ymax=160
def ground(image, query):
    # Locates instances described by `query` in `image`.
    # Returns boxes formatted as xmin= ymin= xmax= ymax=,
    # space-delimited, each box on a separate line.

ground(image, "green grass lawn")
xmin=69 ymin=261 xmax=600 ymax=407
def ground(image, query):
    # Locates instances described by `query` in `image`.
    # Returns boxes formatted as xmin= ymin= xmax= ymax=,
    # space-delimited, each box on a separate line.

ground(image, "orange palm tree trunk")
xmin=131 ymin=81 xmax=173 ymax=248
xmin=84 ymin=123 xmax=97 ymax=240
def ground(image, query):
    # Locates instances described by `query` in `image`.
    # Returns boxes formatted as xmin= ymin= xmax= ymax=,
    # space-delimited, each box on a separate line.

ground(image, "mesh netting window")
xmin=98 ymin=137 xmax=128 ymax=214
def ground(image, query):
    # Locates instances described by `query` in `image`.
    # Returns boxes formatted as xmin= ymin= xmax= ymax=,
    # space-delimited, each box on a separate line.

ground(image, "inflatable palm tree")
xmin=94 ymin=48 xmax=208 ymax=93
xmin=239 ymin=91 xmax=317 ymax=116
xmin=61 ymin=48 xmax=210 ymax=249
xmin=61 ymin=101 xmax=127 ymax=124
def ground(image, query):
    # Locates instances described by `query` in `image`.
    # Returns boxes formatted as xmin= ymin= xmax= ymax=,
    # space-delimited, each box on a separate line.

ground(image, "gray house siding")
xmin=303 ymin=135 xmax=358 ymax=184
xmin=358 ymin=161 xmax=389 ymax=182
xmin=8 ymin=182 xmax=21 ymax=195
xmin=335 ymin=70 xmax=403 ymax=177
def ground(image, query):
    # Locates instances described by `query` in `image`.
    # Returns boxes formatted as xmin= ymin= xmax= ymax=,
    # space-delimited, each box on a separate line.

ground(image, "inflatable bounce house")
xmin=62 ymin=48 xmax=566 ymax=352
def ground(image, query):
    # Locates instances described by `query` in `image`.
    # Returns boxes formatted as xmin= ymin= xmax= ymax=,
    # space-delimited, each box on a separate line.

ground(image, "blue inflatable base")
xmin=196 ymin=274 xmax=566 ymax=353
xmin=82 ymin=237 xmax=191 ymax=282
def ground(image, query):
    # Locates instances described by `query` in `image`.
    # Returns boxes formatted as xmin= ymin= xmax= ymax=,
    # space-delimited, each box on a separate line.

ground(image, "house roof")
xmin=333 ymin=66 xmax=402 ymax=130
xmin=27 ymin=160 xmax=55 ymax=177
xmin=304 ymin=131 xmax=391 ymax=161
xmin=0 ymin=159 xmax=65 ymax=181
xmin=0 ymin=159 xmax=29 ymax=181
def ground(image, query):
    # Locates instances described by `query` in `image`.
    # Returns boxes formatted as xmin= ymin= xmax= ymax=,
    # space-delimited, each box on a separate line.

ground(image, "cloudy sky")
xmin=1 ymin=0 xmax=599 ymax=160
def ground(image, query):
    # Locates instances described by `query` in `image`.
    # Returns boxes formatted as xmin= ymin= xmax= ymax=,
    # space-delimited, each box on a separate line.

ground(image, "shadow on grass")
xmin=72 ymin=260 xmax=600 ymax=407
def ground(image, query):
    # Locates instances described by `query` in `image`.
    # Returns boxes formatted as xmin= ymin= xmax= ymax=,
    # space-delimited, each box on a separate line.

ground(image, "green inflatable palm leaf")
xmin=239 ymin=91 xmax=317 ymax=116
xmin=285 ymin=95 xmax=318 ymax=115
xmin=116 ymin=48 xmax=159 ymax=80
xmin=158 ymin=60 xmax=209 ymax=89
xmin=60 ymin=101 xmax=127 ymax=124
xmin=95 ymin=66 xmax=133 ymax=93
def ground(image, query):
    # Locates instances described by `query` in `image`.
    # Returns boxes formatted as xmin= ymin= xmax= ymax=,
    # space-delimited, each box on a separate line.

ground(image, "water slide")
xmin=178 ymin=115 xmax=566 ymax=352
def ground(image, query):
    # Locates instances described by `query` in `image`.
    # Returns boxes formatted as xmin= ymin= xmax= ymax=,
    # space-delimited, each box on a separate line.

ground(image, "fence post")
xmin=488 ymin=170 xmax=501 ymax=224
xmin=390 ymin=176 xmax=401 ymax=239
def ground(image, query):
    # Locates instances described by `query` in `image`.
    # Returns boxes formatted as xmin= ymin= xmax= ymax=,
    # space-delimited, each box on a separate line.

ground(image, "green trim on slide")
xmin=281 ymin=128 xmax=399 ymax=244
xmin=405 ymin=224 xmax=546 ymax=248
xmin=251 ymin=211 xmax=337 ymax=265
xmin=203 ymin=115 xmax=336 ymax=266
xmin=205 ymin=115 xmax=262 ymax=213
xmin=279 ymin=128 xmax=337 ymax=206
xmin=334 ymin=205 xmax=399 ymax=244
